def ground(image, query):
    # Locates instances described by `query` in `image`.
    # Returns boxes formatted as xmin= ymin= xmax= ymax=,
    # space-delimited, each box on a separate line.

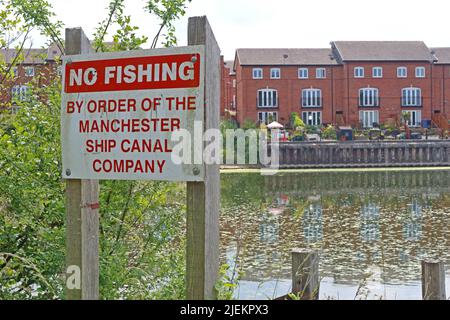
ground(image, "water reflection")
xmin=220 ymin=170 xmax=450 ymax=300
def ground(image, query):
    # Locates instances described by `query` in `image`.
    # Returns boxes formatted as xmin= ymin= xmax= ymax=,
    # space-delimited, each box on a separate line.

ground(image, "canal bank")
xmin=276 ymin=140 xmax=450 ymax=168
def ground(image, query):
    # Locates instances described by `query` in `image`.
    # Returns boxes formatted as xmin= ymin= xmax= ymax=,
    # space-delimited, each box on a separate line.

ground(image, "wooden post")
xmin=422 ymin=261 xmax=446 ymax=300
xmin=292 ymin=249 xmax=320 ymax=300
xmin=186 ymin=16 xmax=221 ymax=300
xmin=64 ymin=28 xmax=100 ymax=300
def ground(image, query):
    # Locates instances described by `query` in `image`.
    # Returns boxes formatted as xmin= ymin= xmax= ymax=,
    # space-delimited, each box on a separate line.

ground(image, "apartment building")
xmin=229 ymin=41 xmax=450 ymax=129
xmin=220 ymin=56 xmax=237 ymax=118
xmin=0 ymin=44 xmax=61 ymax=111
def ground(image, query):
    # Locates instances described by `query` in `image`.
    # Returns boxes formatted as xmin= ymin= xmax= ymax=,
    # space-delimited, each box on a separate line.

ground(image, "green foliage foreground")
xmin=0 ymin=81 xmax=187 ymax=299
xmin=0 ymin=0 xmax=197 ymax=300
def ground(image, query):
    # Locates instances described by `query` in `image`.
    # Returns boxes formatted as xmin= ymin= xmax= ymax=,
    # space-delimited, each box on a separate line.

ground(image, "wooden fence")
xmin=275 ymin=140 xmax=450 ymax=168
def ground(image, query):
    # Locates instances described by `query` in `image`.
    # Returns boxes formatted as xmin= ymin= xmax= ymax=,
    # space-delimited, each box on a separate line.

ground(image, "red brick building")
xmin=220 ymin=56 xmax=237 ymax=119
xmin=0 ymin=44 xmax=61 ymax=111
xmin=228 ymin=41 xmax=450 ymax=130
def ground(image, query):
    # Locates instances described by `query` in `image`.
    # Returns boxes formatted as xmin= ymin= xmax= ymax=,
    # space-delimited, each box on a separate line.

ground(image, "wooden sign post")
xmin=62 ymin=17 xmax=220 ymax=300
xmin=64 ymin=28 xmax=100 ymax=300
xmin=186 ymin=16 xmax=221 ymax=300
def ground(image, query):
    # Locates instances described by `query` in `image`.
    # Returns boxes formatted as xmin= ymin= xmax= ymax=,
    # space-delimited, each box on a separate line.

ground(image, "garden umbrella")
xmin=267 ymin=121 xmax=284 ymax=129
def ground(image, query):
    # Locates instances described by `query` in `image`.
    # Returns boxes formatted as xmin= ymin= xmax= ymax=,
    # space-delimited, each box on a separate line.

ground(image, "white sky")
xmin=29 ymin=0 xmax=450 ymax=60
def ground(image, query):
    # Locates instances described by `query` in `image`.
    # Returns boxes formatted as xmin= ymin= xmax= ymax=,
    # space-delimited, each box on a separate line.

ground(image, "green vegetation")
xmin=321 ymin=125 xmax=337 ymax=140
xmin=0 ymin=0 xmax=196 ymax=300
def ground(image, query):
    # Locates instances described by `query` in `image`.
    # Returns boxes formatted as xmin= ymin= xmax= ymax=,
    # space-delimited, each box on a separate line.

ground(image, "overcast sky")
xmin=30 ymin=0 xmax=450 ymax=60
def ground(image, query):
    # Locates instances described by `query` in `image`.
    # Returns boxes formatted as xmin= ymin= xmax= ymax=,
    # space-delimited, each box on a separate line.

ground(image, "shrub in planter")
xmin=322 ymin=125 xmax=337 ymax=140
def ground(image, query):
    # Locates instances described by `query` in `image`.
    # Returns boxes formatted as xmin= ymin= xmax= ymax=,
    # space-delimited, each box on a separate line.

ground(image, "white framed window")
xmin=298 ymin=68 xmax=308 ymax=79
xmin=232 ymin=79 xmax=236 ymax=88
xmin=258 ymin=111 xmax=278 ymax=125
xmin=415 ymin=67 xmax=425 ymax=78
xmin=252 ymin=68 xmax=263 ymax=79
xmin=359 ymin=110 xmax=379 ymax=128
xmin=397 ymin=67 xmax=407 ymax=78
xmin=302 ymin=88 xmax=322 ymax=108
xmin=302 ymin=111 xmax=322 ymax=126
xmin=372 ymin=67 xmax=383 ymax=78
xmin=270 ymin=68 xmax=281 ymax=79
xmin=257 ymin=88 xmax=278 ymax=108
xmin=11 ymin=85 xmax=29 ymax=102
xmin=316 ymin=68 xmax=326 ymax=79
xmin=354 ymin=67 xmax=364 ymax=78
xmin=232 ymin=95 xmax=236 ymax=109
xmin=359 ymin=88 xmax=379 ymax=107
xmin=402 ymin=87 xmax=422 ymax=106
xmin=25 ymin=66 xmax=35 ymax=77
xmin=402 ymin=110 xmax=422 ymax=127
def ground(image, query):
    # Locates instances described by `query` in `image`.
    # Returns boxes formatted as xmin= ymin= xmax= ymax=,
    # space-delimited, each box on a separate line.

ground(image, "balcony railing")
xmin=257 ymin=97 xmax=279 ymax=108
xmin=359 ymin=97 xmax=380 ymax=108
xmin=301 ymin=98 xmax=323 ymax=108
xmin=401 ymin=97 xmax=423 ymax=107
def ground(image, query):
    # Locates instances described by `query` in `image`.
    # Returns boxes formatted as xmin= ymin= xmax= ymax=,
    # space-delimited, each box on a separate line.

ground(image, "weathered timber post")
xmin=421 ymin=261 xmax=446 ymax=300
xmin=292 ymin=249 xmax=320 ymax=300
xmin=186 ymin=16 xmax=221 ymax=300
xmin=64 ymin=28 xmax=100 ymax=300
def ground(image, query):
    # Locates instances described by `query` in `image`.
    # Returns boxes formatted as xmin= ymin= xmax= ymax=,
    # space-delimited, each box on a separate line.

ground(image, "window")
xmin=302 ymin=111 xmax=322 ymax=126
xmin=372 ymin=67 xmax=383 ymax=78
xmin=359 ymin=88 xmax=379 ymax=107
xmin=397 ymin=67 xmax=407 ymax=78
xmin=11 ymin=85 xmax=29 ymax=102
xmin=402 ymin=110 xmax=422 ymax=127
xmin=298 ymin=68 xmax=308 ymax=79
xmin=415 ymin=67 xmax=425 ymax=78
xmin=302 ymin=88 xmax=322 ymax=108
xmin=232 ymin=95 xmax=236 ymax=109
xmin=359 ymin=110 xmax=379 ymax=128
xmin=25 ymin=66 xmax=35 ymax=77
xmin=257 ymin=89 xmax=278 ymax=108
xmin=258 ymin=111 xmax=278 ymax=125
xmin=270 ymin=68 xmax=281 ymax=79
xmin=316 ymin=68 xmax=326 ymax=79
xmin=354 ymin=67 xmax=364 ymax=78
xmin=252 ymin=68 xmax=263 ymax=79
xmin=402 ymin=87 xmax=422 ymax=106
xmin=232 ymin=79 xmax=236 ymax=88
xmin=12 ymin=67 xmax=18 ymax=77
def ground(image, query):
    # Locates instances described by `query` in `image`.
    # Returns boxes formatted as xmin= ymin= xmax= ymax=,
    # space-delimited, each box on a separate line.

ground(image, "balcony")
xmin=401 ymin=97 xmax=423 ymax=107
xmin=257 ymin=97 xmax=279 ymax=109
xmin=359 ymin=97 xmax=380 ymax=108
xmin=301 ymin=98 xmax=323 ymax=108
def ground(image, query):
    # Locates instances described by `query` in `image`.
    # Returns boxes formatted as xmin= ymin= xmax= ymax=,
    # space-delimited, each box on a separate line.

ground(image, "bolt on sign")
xmin=61 ymin=46 xmax=205 ymax=181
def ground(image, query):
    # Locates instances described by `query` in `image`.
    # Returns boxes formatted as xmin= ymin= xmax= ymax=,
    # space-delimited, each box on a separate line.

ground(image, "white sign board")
xmin=61 ymin=46 xmax=205 ymax=181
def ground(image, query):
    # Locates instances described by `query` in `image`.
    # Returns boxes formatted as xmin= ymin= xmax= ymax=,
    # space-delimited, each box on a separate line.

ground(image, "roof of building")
xmin=431 ymin=47 xmax=450 ymax=64
xmin=224 ymin=60 xmax=236 ymax=75
xmin=0 ymin=44 xmax=62 ymax=64
xmin=235 ymin=48 xmax=338 ymax=67
xmin=332 ymin=41 xmax=435 ymax=62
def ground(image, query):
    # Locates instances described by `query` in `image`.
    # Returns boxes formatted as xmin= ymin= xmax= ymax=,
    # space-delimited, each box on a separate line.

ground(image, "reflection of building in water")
xmin=220 ymin=170 xmax=450 ymax=286
xmin=259 ymin=212 xmax=279 ymax=244
xmin=408 ymin=199 xmax=422 ymax=219
xmin=403 ymin=199 xmax=423 ymax=241
xmin=303 ymin=203 xmax=323 ymax=243
xmin=361 ymin=203 xmax=380 ymax=242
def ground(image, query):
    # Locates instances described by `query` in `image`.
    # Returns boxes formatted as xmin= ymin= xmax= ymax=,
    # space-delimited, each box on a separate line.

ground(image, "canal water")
xmin=220 ymin=169 xmax=450 ymax=300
